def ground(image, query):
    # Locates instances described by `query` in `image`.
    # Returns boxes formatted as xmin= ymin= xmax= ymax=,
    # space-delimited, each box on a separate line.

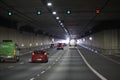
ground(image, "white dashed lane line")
xmin=46 ymin=66 xmax=51 ymax=70
xmin=41 ymin=71 xmax=45 ymax=74
xmin=56 ymin=59 xmax=58 ymax=61
xmin=53 ymin=62 xmax=55 ymax=65
xmin=37 ymin=74 xmax=40 ymax=77
xmin=8 ymin=66 xmax=14 ymax=69
xmin=19 ymin=62 xmax=24 ymax=64
xmin=30 ymin=78 xmax=35 ymax=80
xmin=28 ymin=58 xmax=31 ymax=62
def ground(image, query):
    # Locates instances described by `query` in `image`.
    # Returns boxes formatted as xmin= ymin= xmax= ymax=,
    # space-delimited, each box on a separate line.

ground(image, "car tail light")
xmin=44 ymin=53 xmax=47 ymax=55
xmin=14 ymin=50 xmax=16 ymax=56
xmin=32 ymin=52 xmax=35 ymax=55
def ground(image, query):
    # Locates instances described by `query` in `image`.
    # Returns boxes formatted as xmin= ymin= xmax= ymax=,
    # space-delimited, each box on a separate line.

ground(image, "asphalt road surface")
xmin=0 ymin=46 xmax=120 ymax=80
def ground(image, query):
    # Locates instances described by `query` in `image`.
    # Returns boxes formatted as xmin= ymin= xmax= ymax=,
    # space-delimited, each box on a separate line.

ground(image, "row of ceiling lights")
xmin=46 ymin=1 xmax=102 ymax=39
xmin=6 ymin=1 xmax=72 ymax=38
xmin=46 ymin=2 xmax=70 ymax=36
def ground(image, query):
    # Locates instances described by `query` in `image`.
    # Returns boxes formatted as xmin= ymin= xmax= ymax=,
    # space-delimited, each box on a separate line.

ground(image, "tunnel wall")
xmin=80 ymin=29 xmax=120 ymax=55
xmin=0 ymin=26 xmax=52 ymax=53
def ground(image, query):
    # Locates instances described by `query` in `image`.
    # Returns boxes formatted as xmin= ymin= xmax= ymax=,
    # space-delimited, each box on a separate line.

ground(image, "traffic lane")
xmin=0 ymin=51 xmax=32 ymax=71
xmin=0 ymin=48 xmax=66 ymax=80
xmin=78 ymin=46 xmax=120 ymax=80
xmin=0 ymin=48 xmax=58 ymax=71
xmin=33 ymin=48 xmax=100 ymax=80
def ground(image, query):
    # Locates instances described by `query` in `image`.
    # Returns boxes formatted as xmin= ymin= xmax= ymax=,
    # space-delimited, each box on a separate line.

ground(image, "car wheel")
xmin=16 ymin=59 xmax=20 ymax=62
xmin=16 ymin=57 xmax=20 ymax=62
xmin=0 ymin=59 xmax=5 ymax=62
xmin=14 ymin=56 xmax=19 ymax=62
xmin=45 ymin=60 xmax=48 ymax=63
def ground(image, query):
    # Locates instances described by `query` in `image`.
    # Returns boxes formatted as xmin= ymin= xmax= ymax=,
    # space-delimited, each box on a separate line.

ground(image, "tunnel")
xmin=0 ymin=0 xmax=120 ymax=80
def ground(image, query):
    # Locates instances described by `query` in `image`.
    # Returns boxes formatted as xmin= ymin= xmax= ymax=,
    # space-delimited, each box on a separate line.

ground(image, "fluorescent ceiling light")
xmin=66 ymin=10 xmax=71 ymax=15
xmin=37 ymin=11 xmax=41 ymax=15
xmin=89 ymin=37 xmax=93 ymax=40
xmin=52 ymin=11 xmax=56 ymax=15
xmin=47 ymin=2 xmax=52 ymax=6
xmin=59 ymin=20 xmax=61 ymax=23
xmin=8 ymin=11 xmax=12 ymax=16
xmin=56 ymin=17 xmax=59 ymax=20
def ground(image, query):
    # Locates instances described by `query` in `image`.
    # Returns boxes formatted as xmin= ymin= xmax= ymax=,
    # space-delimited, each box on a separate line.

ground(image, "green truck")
xmin=0 ymin=40 xmax=20 ymax=62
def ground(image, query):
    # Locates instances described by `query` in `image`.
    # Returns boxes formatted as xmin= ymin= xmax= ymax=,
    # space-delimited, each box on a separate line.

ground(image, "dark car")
xmin=50 ymin=44 xmax=55 ymax=48
xmin=32 ymin=50 xmax=48 ymax=63
xmin=56 ymin=43 xmax=64 ymax=50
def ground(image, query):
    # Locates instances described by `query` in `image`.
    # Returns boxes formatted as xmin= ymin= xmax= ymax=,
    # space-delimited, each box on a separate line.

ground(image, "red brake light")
xmin=44 ymin=53 xmax=47 ymax=55
xmin=32 ymin=52 xmax=35 ymax=55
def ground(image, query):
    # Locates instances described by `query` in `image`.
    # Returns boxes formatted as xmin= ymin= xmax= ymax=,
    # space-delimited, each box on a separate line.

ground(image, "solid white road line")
xmin=19 ymin=62 xmax=24 ymax=64
xmin=76 ymin=48 xmax=108 ymax=80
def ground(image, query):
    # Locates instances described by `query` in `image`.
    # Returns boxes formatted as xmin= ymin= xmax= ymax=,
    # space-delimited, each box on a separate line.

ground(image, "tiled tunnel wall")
xmin=0 ymin=26 xmax=52 ymax=53
xmin=0 ymin=26 xmax=120 ymax=55
xmin=80 ymin=29 xmax=120 ymax=55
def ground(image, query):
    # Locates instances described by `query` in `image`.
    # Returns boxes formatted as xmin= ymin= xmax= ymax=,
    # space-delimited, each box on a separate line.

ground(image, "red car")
xmin=57 ymin=43 xmax=64 ymax=50
xmin=32 ymin=50 xmax=48 ymax=63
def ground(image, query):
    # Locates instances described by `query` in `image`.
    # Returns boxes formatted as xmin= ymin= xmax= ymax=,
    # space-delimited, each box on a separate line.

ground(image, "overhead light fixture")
xmin=56 ymin=17 xmax=59 ymax=20
xmin=66 ymin=10 xmax=71 ymax=15
xmin=62 ymin=25 xmax=64 ymax=27
xmin=37 ymin=10 xmax=41 ymax=15
xmin=59 ymin=20 xmax=61 ymax=23
xmin=47 ymin=2 xmax=52 ymax=6
xmin=8 ymin=11 xmax=12 ymax=16
xmin=52 ymin=11 xmax=56 ymax=15
xmin=89 ymin=37 xmax=93 ymax=40
xmin=60 ymin=23 xmax=63 ymax=25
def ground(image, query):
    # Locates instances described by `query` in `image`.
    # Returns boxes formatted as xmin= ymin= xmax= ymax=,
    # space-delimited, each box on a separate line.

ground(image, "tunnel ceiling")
xmin=0 ymin=0 xmax=120 ymax=39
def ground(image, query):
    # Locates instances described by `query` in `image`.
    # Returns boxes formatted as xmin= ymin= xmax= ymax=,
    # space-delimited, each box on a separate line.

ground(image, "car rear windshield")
xmin=34 ymin=50 xmax=45 ymax=54
xmin=58 ymin=43 xmax=62 ymax=46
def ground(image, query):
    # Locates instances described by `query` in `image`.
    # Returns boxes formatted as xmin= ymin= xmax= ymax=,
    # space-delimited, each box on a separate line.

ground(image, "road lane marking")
xmin=48 ymin=66 xmax=51 ymax=69
xmin=30 ymin=78 xmax=35 ymax=80
xmin=37 ymin=74 xmax=40 ymax=77
xmin=53 ymin=62 xmax=55 ymax=65
xmin=41 ymin=71 xmax=45 ymax=74
xmin=20 ymin=51 xmax=32 ymax=56
xmin=46 ymin=66 xmax=51 ymax=70
xmin=20 ymin=62 xmax=24 ymax=64
xmin=28 ymin=58 xmax=31 ymax=62
xmin=8 ymin=66 xmax=14 ymax=69
xmin=77 ymin=48 xmax=108 ymax=80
